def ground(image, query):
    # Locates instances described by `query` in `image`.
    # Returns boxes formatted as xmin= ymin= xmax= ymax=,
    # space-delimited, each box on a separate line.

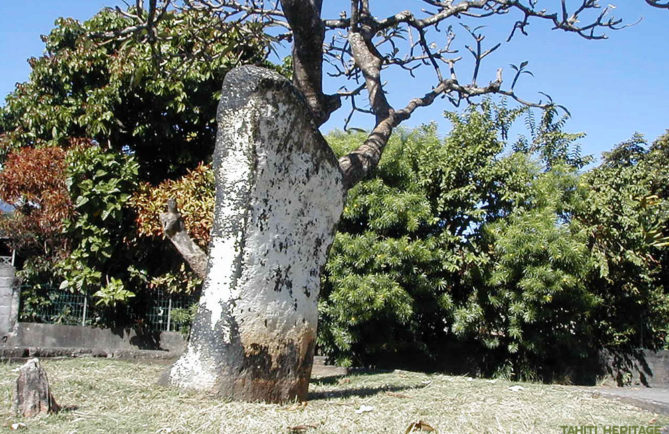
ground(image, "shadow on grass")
xmin=309 ymin=370 xmax=427 ymax=401
xmin=308 ymin=384 xmax=423 ymax=401
xmin=310 ymin=368 xmax=394 ymax=386
xmin=310 ymin=374 xmax=348 ymax=386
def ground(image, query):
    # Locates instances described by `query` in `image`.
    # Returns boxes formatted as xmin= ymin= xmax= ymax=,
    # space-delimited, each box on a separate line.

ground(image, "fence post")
xmin=10 ymin=283 xmax=20 ymax=331
xmin=167 ymin=297 xmax=172 ymax=332
xmin=81 ymin=295 xmax=87 ymax=327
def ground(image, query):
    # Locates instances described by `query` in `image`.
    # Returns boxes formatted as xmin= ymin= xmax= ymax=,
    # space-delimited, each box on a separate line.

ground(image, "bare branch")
xmin=96 ymin=0 xmax=661 ymax=191
xmin=160 ymin=199 xmax=208 ymax=279
xmin=280 ymin=0 xmax=340 ymax=125
xmin=646 ymin=0 xmax=669 ymax=7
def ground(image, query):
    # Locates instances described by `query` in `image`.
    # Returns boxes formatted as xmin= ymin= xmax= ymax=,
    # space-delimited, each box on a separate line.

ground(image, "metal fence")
xmin=145 ymin=291 xmax=196 ymax=332
xmin=19 ymin=287 xmax=197 ymax=332
xmin=30 ymin=290 xmax=92 ymax=326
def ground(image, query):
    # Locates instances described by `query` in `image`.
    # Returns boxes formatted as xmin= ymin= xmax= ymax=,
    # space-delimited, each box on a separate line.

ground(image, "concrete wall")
xmin=632 ymin=350 xmax=669 ymax=387
xmin=637 ymin=350 xmax=669 ymax=387
xmin=599 ymin=350 xmax=669 ymax=387
xmin=3 ymin=322 xmax=186 ymax=354
xmin=0 ymin=263 xmax=19 ymax=338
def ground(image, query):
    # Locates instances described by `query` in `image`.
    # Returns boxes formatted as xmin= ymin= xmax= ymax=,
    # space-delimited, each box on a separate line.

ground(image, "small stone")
xmin=355 ymin=405 xmax=374 ymax=414
xmin=13 ymin=358 xmax=60 ymax=417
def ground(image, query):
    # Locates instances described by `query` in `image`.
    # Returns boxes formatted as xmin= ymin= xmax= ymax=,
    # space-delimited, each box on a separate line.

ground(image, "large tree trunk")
xmin=161 ymin=66 xmax=345 ymax=402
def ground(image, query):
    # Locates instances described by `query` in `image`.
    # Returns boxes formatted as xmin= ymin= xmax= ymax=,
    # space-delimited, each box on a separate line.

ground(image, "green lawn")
xmin=1 ymin=358 xmax=666 ymax=433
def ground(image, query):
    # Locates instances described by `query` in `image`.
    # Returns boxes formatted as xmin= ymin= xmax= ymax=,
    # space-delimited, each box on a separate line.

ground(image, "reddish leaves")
xmin=0 ymin=146 xmax=72 ymax=247
xmin=132 ymin=163 xmax=214 ymax=249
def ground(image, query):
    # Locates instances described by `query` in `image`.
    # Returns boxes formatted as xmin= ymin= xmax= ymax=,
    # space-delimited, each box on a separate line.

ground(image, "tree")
xmin=319 ymin=102 xmax=525 ymax=369
xmin=576 ymin=133 xmax=669 ymax=383
xmin=93 ymin=1 xmax=668 ymax=186
xmin=0 ymin=7 xmax=268 ymax=311
xmin=0 ymin=146 xmax=71 ymax=251
xmin=320 ymin=106 xmax=667 ymax=384
xmin=6 ymin=1 xmax=666 ymax=402
xmin=57 ymin=143 xmax=139 ymax=306
xmin=0 ymin=7 xmax=268 ymax=182
xmin=320 ymin=103 xmax=591 ymax=379
xmin=110 ymin=0 xmax=667 ymax=401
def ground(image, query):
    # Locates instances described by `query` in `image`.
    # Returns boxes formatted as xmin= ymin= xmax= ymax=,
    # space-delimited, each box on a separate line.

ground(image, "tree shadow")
xmin=308 ymin=383 xmax=423 ymax=401
xmin=309 ymin=370 xmax=427 ymax=401
xmin=310 ymin=374 xmax=347 ymax=386
xmin=57 ymin=404 xmax=79 ymax=413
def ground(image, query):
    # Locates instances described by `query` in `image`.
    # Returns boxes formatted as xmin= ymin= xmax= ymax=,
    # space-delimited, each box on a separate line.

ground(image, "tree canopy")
xmin=319 ymin=107 xmax=668 ymax=382
xmin=130 ymin=102 xmax=668 ymax=381
xmin=97 ymin=0 xmax=669 ymax=188
xmin=0 ymin=6 xmax=267 ymax=182
xmin=0 ymin=6 xmax=267 ymax=312
xmin=0 ymin=1 xmax=666 ymax=382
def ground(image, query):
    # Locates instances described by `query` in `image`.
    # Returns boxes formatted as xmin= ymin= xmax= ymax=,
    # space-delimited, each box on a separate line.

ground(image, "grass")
xmin=1 ymin=358 xmax=667 ymax=433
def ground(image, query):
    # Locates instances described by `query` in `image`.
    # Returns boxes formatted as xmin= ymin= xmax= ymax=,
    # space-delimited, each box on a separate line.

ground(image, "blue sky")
xmin=1 ymin=1 xmax=667 ymax=162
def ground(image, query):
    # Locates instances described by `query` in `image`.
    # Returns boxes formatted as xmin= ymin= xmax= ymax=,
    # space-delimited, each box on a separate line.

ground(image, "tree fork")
xmin=160 ymin=199 xmax=208 ymax=279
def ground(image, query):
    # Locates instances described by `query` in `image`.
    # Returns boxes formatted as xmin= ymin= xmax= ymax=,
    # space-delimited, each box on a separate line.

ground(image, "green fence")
xmin=28 ymin=290 xmax=92 ymax=326
xmin=144 ymin=291 xmax=196 ymax=332
xmin=19 ymin=286 xmax=197 ymax=332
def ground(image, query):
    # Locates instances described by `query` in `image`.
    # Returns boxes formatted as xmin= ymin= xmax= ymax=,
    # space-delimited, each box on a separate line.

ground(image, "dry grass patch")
xmin=0 ymin=358 xmax=666 ymax=433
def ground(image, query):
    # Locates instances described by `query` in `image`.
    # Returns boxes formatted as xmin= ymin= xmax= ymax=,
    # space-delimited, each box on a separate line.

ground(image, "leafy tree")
xmin=576 ymin=133 xmax=669 ymax=381
xmin=0 ymin=6 xmax=268 ymax=307
xmin=57 ymin=143 xmax=139 ymax=306
xmin=454 ymin=164 xmax=597 ymax=381
xmin=4 ymin=0 xmax=667 ymax=401
xmin=0 ymin=146 xmax=71 ymax=251
xmin=319 ymin=103 xmax=531 ymax=368
xmin=81 ymin=0 xmax=668 ymax=401
xmin=0 ymin=7 xmax=268 ymax=182
xmin=320 ymin=105 xmax=668 ymax=383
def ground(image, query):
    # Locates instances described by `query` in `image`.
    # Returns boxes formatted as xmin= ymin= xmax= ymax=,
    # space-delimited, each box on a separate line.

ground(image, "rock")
xmin=163 ymin=65 xmax=345 ymax=402
xmin=13 ymin=358 xmax=60 ymax=417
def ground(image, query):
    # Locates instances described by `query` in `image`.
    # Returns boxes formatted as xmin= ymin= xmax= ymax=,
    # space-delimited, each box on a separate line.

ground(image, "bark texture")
xmin=14 ymin=358 xmax=60 ymax=417
xmin=160 ymin=199 xmax=208 ymax=279
xmin=163 ymin=66 xmax=345 ymax=402
xmin=280 ymin=0 xmax=340 ymax=126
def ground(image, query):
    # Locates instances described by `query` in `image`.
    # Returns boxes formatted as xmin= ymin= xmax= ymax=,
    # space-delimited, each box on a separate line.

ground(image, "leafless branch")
xmin=93 ymin=0 xmax=663 ymax=190
xmin=645 ymin=0 xmax=669 ymax=7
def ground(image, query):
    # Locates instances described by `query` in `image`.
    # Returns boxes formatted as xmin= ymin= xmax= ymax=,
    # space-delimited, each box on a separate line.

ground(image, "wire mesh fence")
xmin=20 ymin=289 xmax=91 ymax=326
xmin=145 ymin=291 xmax=197 ymax=332
xmin=18 ymin=286 xmax=197 ymax=332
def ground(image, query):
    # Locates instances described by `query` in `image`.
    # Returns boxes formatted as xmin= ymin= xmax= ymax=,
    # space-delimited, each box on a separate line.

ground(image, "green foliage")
xmin=1 ymin=5 xmax=269 ymax=324
xmin=320 ymin=102 xmax=668 ymax=382
xmin=576 ymin=133 xmax=669 ymax=374
xmin=514 ymin=107 xmax=591 ymax=170
xmin=169 ymin=302 xmax=199 ymax=339
xmin=454 ymin=165 xmax=598 ymax=381
xmin=0 ymin=8 xmax=268 ymax=182
xmin=58 ymin=144 xmax=139 ymax=305
xmin=320 ymin=103 xmax=533 ymax=369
